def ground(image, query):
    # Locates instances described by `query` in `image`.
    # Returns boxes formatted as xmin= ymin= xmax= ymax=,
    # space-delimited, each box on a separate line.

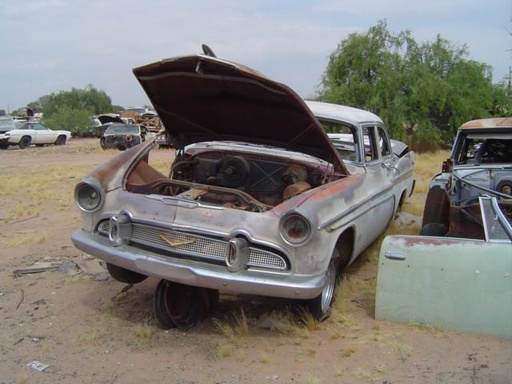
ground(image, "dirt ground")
xmin=0 ymin=138 xmax=510 ymax=384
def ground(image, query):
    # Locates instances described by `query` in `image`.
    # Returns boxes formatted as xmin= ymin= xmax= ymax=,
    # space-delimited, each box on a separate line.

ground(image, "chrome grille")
xmin=97 ymin=220 xmax=288 ymax=271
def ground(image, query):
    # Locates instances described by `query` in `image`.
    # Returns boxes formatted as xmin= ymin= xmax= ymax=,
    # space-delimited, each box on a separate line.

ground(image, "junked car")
xmin=155 ymin=130 xmax=173 ymax=149
xmin=421 ymin=117 xmax=512 ymax=238
xmin=93 ymin=113 xmax=125 ymax=137
xmin=0 ymin=121 xmax=71 ymax=149
xmin=99 ymin=123 xmax=153 ymax=150
xmin=71 ymin=50 xmax=416 ymax=328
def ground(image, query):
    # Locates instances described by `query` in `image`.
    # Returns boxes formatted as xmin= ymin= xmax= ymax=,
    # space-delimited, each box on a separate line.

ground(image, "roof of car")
xmin=459 ymin=117 xmax=512 ymax=129
xmin=305 ymin=100 xmax=383 ymax=126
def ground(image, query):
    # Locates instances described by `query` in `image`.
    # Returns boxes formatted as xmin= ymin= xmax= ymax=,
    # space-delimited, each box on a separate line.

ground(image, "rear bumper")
xmin=71 ymin=229 xmax=325 ymax=299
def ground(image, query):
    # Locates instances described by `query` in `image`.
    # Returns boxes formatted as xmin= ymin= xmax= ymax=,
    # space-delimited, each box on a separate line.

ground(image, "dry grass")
xmin=150 ymin=159 xmax=174 ymax=176
xmin=413 ymin=150 xmax=449 ymax=194
xmin=0 ymin=163 xmax=92 ymax=223
xmin=76 ymin=327 xmax=106 ymax=346
xmin=218 ymin=344 xmax=232 ymax=357
xmin=406 ymin=322 xmax=446 ymax=337
xmin=1 ymin=230 xmax=48 ymax=248
xmin=214 ymin=308 xmax=251 ymax=345
xmin=131 ymin=317 xmax=153 ymax=339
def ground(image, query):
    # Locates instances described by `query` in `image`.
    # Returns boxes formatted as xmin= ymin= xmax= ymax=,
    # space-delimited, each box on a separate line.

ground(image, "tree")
xmin=42 ymin=84 xmax=116 ymax=119
xmin=320 ymin=20 xmax=507 ymax=150
xmin=42 ymin=105 xmax=94 ymax=137
xmin=39 ymin=85 xmax=119 ymax=136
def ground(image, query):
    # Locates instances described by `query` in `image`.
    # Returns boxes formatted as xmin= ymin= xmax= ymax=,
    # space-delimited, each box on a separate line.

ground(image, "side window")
xmin=34 ymin=123 xmax=45 ymax=131
xmin=457 ymin=137 xmax=481 ymax=164
xmin=320 ymin=120 xmax=360 ymax=162
xmin=377 ymin=126 xmax=391 ymax=157
xmin=362 ymin=126 xmax=379 ymax=162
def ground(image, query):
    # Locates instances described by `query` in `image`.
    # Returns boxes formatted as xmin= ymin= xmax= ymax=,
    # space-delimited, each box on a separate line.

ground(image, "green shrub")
xmin=42 ymin=106 xmax=96 ymax=137
xmin=410 ymin=120 xmax=441 ymax=152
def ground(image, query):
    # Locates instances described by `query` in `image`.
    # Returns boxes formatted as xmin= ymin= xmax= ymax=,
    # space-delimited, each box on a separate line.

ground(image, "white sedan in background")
xmin=0 ymin=122 xmax=71 ymax=149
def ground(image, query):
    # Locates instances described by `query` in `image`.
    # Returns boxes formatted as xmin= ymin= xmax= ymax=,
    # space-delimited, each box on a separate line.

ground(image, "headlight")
xmin=75 ymin=181 xmax=103 ymax=212
xmin=280 ymin=213 xmax=312 ymax=245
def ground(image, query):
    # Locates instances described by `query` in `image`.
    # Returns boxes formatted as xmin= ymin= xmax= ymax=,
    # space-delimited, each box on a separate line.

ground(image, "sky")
xmin=1 ymin=0 xmax=511 ymax=112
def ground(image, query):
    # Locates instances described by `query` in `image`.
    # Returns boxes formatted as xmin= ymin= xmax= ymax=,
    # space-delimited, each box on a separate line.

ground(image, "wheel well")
xmin=398 ymin=190 xmax=406 ymax=208
xmin=422 ymin=185 xmax=450 ymax=227
xmin=335 ymin=227 xmax=354 ymax=269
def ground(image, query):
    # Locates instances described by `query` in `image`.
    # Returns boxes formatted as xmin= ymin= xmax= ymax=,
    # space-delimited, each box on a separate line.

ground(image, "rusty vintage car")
xmin=71 ymin=50 xmax=416 ymax=328
xmin=421 ymin=117 xmax=512 ymax=238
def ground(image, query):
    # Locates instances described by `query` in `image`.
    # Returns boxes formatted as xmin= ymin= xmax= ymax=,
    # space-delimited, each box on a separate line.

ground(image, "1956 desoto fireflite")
xmin=71 ymin=48 xmax=416 ymax=328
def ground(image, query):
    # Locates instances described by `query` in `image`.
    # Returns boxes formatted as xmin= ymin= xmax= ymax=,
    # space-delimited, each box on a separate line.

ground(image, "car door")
xmin=359 ymin=125 xmax=396 ymax=242
xmin=376 ymin=196 xmax=512 ymax=339
xmin=323 ymin=120 xmax=395 ymax=253
xmin=33 ymin=123 xmax=54 ymax=144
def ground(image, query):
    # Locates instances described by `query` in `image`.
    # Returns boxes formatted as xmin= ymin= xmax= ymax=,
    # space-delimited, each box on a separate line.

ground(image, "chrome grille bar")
xmin=97 ymin=220 xmax=288 ymax=271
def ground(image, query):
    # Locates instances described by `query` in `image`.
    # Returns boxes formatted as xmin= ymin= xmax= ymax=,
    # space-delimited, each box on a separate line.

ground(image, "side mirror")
xmin=441 ymin=158 xmax=453 ymax=173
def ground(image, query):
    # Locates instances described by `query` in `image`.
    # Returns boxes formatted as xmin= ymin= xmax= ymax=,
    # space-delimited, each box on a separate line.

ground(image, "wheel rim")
xmin=20 ymin=137 xmax=30 ymax=148
xmin=160 ymin=282 xmax=209 ymax=329
xmin=320 ymin=260 xmax=337 ymax=313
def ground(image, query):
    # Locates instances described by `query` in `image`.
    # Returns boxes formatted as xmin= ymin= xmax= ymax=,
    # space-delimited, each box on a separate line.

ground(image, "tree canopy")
xmin=43 ymin=85 xmax=116 ymax=117
xmin=319 ymin=20 xmax=509 ymax=150
xmin=38 ymin=85 xmax=123 ymax=136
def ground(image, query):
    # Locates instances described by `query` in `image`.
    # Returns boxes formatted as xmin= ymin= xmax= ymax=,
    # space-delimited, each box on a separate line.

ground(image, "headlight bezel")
xmin=74 ymin=179 xmax=104 ymax=212
xmin=279 ymin=212 xmax=313 ymax=246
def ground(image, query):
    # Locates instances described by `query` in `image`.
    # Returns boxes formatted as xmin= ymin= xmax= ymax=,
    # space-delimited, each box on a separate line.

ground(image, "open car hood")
xmin=132 ymin=54 xmax=346 ymax=173
xmin=96 ymin=114 xmax=124 ymax=125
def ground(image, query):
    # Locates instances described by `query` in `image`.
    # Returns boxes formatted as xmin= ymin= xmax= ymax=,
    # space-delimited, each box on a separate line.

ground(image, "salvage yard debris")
xmin=28 ymin=360 xmax=50 ymax=372
xmin=13 ymin=256 xmax=109 ymax=280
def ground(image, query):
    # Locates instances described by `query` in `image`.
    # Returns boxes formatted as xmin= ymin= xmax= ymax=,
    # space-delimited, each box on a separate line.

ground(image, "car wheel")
xmin=18 ymin=136 xmax=31 ymax=149
xmin=154 ymin=280 xmax=177 ymax=329
xmin=55 ymin=135 xmax=67 ymax=145
xmin=419 ymin=223 xmax=448 ymax=236
xmin=154 ymin=280 xmax=210 ymax=330
xmin=305 ymin=248 xmax=340 ymax=322
xmin=106 ymin=263 xmax=148 ymax=284
xmin=421 ymin=186 xmax=450 ymax=228
xmin=100 ymin=137 xmax=107 ymax=150
xmin=0 ymin=144 xmax=9 ymax=150
xmin=496 ymin=179 xmax=512 ymax=196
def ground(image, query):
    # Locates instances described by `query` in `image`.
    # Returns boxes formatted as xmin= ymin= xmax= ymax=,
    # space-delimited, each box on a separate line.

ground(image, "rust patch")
xmin=272 ymin=174 xmax=363 ymax=215
xmin=89 ymin=144 xmax=149 ymax=190
xmin=398 ymin=236 xmax=484 ymax=247
xmin=460 ymin=117 xmax=512 ymax=129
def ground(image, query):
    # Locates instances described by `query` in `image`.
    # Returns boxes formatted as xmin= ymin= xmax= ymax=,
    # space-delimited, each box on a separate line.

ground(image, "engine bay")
xmin=126 ymin=148 xmax=341 ymax=211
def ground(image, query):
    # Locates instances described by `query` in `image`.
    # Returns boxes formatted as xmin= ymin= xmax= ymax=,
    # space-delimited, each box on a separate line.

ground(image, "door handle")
xmin=384 ymin=251 xmax=406 ymax=260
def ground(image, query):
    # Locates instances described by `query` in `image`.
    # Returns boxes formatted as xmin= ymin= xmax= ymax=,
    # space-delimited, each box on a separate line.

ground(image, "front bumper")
xmin=71 ymin=229 xmax=326 ymax=299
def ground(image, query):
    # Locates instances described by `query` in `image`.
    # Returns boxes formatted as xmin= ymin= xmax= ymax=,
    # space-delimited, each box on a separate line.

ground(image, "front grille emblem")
xmin=159 ymin=233 xmax=195 ymax=247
